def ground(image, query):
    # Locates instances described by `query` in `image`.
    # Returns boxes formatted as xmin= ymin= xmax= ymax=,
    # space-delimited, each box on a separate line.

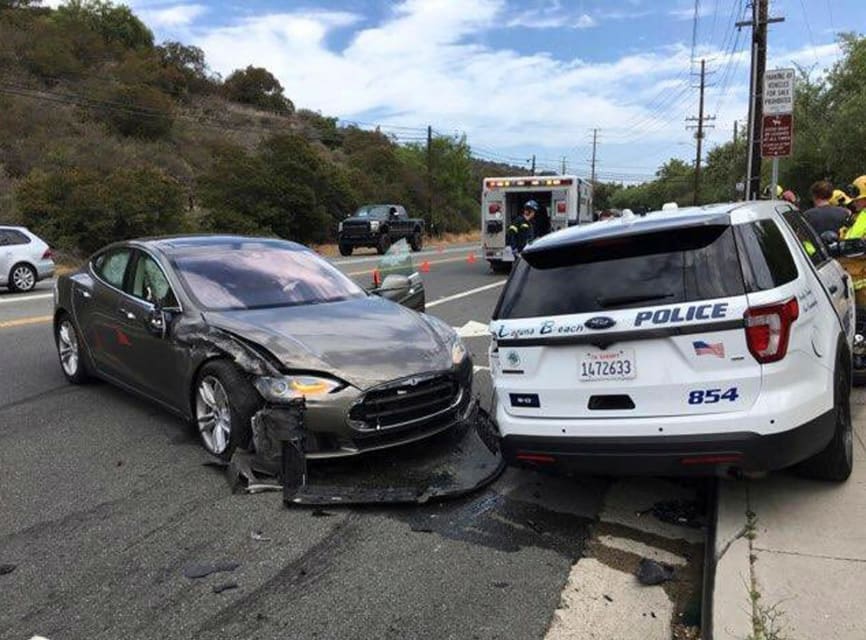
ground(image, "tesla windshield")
xmin=172 ymin=245 xmax=366 ymax=310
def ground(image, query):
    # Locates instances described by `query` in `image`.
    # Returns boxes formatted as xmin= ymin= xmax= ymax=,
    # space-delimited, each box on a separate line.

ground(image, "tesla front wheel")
xmin=193 ymin=361 xmax=258 ymax=460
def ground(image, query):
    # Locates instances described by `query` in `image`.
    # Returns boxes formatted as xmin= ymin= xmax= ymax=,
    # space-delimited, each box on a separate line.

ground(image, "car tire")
xmin=9 ymin=262 xmax=37 ymax=293
xmin=489 ymin=260 xmax=511 ymax=274
xmin=797 ymin=347 xmax=853 ymax=482
xmin=410 ymin=231 xmax=423 ymax=252
xmin=193 ymin=360 xmax=260 ymax=460
xmin=376 ymin=233 xmax=391 ymax=255
xmin=339 ymin=244 xmax=353 ymax=257
xmin=54 ymin=313 xmax=92 ymax=384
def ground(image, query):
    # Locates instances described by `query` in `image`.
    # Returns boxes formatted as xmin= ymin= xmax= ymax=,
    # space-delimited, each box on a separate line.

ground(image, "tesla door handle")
xmin=119 ymin=308 xmax=136 ymax=320
xmin=842 ymin=275 xmax=850 ymax=298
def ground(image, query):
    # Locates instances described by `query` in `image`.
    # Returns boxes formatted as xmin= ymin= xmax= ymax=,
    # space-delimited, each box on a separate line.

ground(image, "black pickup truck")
xmin=337 ymin=204 xmax=425 ymax=256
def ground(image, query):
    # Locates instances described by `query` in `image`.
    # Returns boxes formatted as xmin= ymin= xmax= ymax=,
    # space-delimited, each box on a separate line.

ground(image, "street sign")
xmin=761 ymin=114 xmax=793 ymax=158
xmin=763 ymin=68 xmax=795 ymax=115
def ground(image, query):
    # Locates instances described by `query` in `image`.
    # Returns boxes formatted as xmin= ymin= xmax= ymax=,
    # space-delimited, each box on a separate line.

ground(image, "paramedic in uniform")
xmin=508 ymin=200 xmax=537 ymax=254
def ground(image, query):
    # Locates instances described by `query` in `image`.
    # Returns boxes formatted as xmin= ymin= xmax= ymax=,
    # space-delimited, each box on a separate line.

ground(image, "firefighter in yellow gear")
xmin=842 ymin=176 xmax=866 ymax=239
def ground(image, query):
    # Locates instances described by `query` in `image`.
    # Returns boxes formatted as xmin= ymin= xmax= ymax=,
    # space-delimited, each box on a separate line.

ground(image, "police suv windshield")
xmin=495 ymin=225 xmax=746 ymax=319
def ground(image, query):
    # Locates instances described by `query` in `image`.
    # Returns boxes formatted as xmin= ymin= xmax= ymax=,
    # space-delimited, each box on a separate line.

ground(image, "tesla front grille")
xmin=349 ymin=374 xmax=461 ymax=431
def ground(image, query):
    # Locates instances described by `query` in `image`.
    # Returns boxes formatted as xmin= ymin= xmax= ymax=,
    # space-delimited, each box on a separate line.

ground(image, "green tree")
xmin=223 ymin=66 xmax=294 ymax=114
xmin=55 ymin=0 xmax=153 ymax=51
xmin=18 ymin=165 xmax=185 ymax=253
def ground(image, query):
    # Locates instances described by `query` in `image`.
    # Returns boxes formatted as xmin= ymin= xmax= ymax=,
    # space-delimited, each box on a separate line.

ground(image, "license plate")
xmin=579 ymin=349 xmax=636 ymax=381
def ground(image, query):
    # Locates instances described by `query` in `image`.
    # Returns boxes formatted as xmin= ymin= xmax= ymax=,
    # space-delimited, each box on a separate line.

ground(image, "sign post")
xmin=761 ymin=68 xmax=795 ymax=200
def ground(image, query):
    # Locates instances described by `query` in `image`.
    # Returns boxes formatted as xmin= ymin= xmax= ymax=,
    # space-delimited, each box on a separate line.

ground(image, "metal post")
xmin=770 ymin=157 xmax=779 ymax=200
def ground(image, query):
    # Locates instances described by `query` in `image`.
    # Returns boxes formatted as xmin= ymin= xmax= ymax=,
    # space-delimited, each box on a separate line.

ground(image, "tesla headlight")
xmin=253 ymin=375 xmax=341 ymax=402
xmin=370 ymin=220 xmax=380 ymax=231
xmin=451 ymin=339 xmax=468 ymax=365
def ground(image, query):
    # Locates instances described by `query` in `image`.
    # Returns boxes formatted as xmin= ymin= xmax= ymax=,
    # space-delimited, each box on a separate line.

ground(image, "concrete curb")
xmin=711 ymin=479 xmax=753 ymax=640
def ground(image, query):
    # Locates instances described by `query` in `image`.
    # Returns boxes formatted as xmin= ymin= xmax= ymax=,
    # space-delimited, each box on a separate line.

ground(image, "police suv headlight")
xmin=370 ymin=220 xmax=380 ymax=231
xmin=253 ymin=375 xmax=342 ymax=402
xmin=451 ymin=339 xmax=467 ymax=365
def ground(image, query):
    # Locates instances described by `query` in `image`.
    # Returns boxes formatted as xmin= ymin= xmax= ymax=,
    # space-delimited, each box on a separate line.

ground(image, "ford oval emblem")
xmin=585 ymin=316 xmax=616 ymax=330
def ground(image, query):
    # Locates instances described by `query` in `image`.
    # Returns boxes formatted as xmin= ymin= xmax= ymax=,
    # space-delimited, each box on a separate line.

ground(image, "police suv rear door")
xmin=489 ymin=214 xmax=762 ymax=419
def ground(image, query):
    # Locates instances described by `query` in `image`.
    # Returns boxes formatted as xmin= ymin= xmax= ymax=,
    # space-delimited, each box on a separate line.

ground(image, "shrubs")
xmin=18 ymin=165 xmax=185 ymax=254
xmin=100 ymin=83 xmax=174 ymax=139
xmin=223 ymin=66 xmax=294 ymax=114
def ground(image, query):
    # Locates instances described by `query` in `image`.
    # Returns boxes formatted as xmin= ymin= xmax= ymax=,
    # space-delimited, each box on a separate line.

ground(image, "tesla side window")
xmin=172 ymin=244 xmax=366 ymax=311
xmin=92 ymin=249 xmax=132 ymax=289
xmin=130 ymin=253 xmax=178 ymax=307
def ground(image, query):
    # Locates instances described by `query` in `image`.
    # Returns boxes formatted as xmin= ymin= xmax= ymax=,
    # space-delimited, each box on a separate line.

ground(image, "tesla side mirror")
xmin=146 ymin=307 xmax=167 ymax=338
xmin=371 ymin=273 xmax=425 ymax=312
xmin=821 ymin=230 xmax=840 ymax=245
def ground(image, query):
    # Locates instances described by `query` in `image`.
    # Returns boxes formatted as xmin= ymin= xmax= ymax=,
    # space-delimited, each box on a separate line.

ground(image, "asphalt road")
xmin=0 ymin=246 xmax=616 ymax=640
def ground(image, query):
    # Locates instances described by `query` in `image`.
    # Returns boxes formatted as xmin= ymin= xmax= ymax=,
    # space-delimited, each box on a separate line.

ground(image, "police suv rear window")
xmin=733 ymin=220 xmax=798 ymax=292
xmin=495 ymin=225 xmax=745 ymax=319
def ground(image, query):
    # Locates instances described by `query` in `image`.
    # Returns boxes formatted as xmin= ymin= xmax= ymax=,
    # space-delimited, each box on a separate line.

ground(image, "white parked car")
xmin=489 ymin=201 xmax=856 ymax=481
xmin=0 ymin=225 xmax=55 ymax=292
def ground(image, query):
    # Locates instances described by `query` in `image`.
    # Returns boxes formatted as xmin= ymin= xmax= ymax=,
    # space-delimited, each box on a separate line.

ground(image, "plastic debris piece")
xmin=0 ymin=564 xmax=16 ymax=576
xmin=182 ymin=561 xmax=240 ymax=579
xmin=250 ymin=531 xmax=271 ymax=542
xmin=636 ymin=558 xmax=676 ymax=586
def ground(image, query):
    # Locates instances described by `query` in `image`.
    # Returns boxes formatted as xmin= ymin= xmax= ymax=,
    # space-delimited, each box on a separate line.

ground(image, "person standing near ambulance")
xmin=508 ymin=200 xmax=537 ymax=254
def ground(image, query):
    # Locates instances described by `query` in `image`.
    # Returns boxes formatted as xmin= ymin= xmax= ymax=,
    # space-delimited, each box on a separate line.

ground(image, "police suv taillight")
xmin=744 ymin=298 xmax=799 ymax=363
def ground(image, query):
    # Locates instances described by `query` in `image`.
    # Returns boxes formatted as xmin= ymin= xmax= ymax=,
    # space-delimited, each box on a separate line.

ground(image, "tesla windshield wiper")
xmin=596 ymin=293 xmax=675 ymax=308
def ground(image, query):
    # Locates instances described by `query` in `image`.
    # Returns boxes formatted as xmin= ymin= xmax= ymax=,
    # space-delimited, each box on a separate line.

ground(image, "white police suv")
xmin=489 ymin=201 xmax=857 ymax=480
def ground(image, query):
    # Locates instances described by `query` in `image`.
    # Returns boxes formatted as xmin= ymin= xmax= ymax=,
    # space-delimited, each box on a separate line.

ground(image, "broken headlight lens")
xmin=254 ymin=375 xmax=341 ymax=402
xmin=451 ymin=339 xmax=467 ymax=365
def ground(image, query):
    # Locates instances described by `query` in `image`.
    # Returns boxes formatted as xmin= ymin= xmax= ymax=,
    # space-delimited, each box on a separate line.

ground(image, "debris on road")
xmin=212 ymin=581 xmax=239 ymax=594
xmin=311 ymin=509 xmax=334 ymax=518
xmin=639 ymin=499 xmax=703 ymax=529
xmin=250 ymin=530 xmax=271 ymax=542
xmin=603 ymin=594 xmax=613 ymax=603
xmin=636 ymin=558 xmax=676 ymax=586
xmin=0 ymin=563 xmax=17 ymax=575
xmin=182 ymin=561 xmax=241 ymax=579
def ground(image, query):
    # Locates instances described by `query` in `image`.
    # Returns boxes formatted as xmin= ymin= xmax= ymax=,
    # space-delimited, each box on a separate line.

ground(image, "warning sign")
xmin=762 ymin=114 xmax=793 ymax=158
xmin=763 ymin=68 xmax=795 ymax=115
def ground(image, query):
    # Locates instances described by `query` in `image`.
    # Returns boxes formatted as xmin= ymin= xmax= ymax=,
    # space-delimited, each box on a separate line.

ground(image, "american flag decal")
xmin=693 ymin=340 xmax=725 ymax=358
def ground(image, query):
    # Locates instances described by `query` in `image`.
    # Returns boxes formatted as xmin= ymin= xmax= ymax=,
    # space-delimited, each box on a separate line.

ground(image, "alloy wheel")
xmin=12 ymin=265 xmax=35 ymax=291
xmin=57 ymin=320 xmax=79 ymax=377
xmin=196 ymin=376 xmax=232 ymax=455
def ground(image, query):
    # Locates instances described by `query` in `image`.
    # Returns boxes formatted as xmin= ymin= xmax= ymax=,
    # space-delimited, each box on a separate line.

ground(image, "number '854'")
xmin=688 ymin=388 xmax=739 ymax=405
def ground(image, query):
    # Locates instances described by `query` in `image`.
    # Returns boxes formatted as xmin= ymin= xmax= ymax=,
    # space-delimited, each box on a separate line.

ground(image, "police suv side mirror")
xmin=821 ymin=230 xmax=840 ymax=246
xmin=839 ymin=238 xmax=866 ymax=258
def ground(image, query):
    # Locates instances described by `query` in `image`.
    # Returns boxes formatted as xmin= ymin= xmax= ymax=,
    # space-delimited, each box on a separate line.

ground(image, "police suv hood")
xmin=203 ymin=296 xmax=454 ymax=390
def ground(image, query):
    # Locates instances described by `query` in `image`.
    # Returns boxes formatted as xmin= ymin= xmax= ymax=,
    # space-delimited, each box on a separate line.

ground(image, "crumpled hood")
xmin=202 ymin=296 xmax=453 ymax=389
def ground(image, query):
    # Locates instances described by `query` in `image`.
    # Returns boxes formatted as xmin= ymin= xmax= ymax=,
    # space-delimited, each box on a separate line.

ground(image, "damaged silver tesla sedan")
xmin=52 ymin=236 xmax=473 ymax=460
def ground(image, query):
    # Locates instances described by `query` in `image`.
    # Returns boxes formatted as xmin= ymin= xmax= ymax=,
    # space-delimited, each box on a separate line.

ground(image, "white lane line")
xmin=427 ymin=280 xmax=506 ymax=309
xmin=330 ymin=244 xmax=477 ymax=265
xmin=0 ymin=293 xmax=53 ymax=305
xmin=454 ymin=320 xmax=490 ymax=338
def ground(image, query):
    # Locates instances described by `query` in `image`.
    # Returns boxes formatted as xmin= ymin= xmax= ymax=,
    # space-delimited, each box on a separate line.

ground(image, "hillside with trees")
xmin=0 ymin=0 xmax=522 ymax=256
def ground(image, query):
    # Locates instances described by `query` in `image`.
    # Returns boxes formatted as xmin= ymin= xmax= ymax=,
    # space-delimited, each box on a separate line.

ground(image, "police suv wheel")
xmin=339 ymin=244 xmax=353 ymax=257
xmin=797 ymin=350 xmax=853 ymax=482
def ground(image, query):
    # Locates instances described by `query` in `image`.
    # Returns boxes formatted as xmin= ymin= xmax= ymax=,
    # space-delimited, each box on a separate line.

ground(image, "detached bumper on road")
xmin=501 ymin=408 xmax=836 ymax=476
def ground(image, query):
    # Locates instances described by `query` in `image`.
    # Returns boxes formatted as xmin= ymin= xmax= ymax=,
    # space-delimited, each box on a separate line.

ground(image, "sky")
xmin=45 ymin=0 xmax=856 ymax=182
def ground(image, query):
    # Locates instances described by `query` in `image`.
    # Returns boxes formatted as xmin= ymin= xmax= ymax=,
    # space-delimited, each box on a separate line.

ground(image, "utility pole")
xmin=733 ymin=120 xmax=738 ymax=145
xmin=589 ymin=128 xmax=599 ymax=186
xmin=426 ymin=125 xmax=433 ymax=231
xmin=530 ymin=154 xmax=536 ymax=175
xmin=738 ymin=0 xmax=784 ymax=200
xmin=685 ymin=59 xmax=715 ymax=205
xmin=560 ymin=156 xmax=567 ymax=175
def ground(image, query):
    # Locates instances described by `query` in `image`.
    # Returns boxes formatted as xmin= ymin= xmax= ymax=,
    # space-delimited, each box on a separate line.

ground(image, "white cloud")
xmin=194 ymin=0 xmax=701 ymax=154
xmin=506 ymin=1 xmax=597 ymax=30
xmin=137 ymin=4 xmax=207 ymax=28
